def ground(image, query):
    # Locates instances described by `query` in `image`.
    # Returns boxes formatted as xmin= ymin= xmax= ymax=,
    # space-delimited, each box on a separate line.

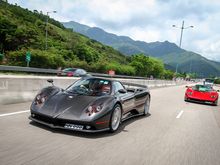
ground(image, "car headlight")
xmin=41 ymin=97 xmax=46 ymax=103
xmin=187 ymin=92 xmax=192 ymax=95
xmin=86 ymin=105 xmax=103 ymax=116
xmin=35 ymin=94 xmax=47 ymax=105
xmin=36 ymin=95 xmax=41 ymax=101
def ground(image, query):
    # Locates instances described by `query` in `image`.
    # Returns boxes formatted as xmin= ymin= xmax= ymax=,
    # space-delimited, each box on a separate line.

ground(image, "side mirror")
xmin=47 ymin=79 xmax=54 ymax=86
xmin=118 ymin=89 xmax=127 ymax=94
xmin=185 ymin=86 xmax=189 ymax=88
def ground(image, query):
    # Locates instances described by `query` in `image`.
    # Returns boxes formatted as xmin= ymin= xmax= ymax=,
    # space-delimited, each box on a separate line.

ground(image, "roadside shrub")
xmin=7 ymin=50 xmax=27 ymax=66
xmin=214 ymin=78 xmax=220 ymax=84
xmin=163 ymin=70 xmax=174 ymax=80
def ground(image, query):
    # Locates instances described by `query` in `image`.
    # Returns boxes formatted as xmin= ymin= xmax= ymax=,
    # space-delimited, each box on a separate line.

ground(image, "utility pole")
xmin=172 ymin=20 xmax=194 ymax=73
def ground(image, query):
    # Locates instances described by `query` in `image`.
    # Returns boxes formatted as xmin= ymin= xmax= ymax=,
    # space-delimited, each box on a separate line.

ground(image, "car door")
xmin=113 ymin=81 xmax=135 ymax=114
xmin=134 ymin=89 xmax=147 ymax=109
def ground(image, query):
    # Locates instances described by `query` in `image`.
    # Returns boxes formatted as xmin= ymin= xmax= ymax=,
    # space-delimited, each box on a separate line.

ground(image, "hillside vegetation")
xmin=0 ymin=1 xmax=174 ymax=78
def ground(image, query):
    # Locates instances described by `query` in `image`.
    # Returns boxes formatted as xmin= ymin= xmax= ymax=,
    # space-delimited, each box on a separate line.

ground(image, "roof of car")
xmin=63 ymin=68 xmax=86 ymax=71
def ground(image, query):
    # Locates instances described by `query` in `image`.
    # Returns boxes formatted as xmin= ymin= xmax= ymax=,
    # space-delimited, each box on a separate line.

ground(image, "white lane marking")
xmin=176 ymin=110 xmax=184 ymax=119
xmin=0 ymin=110 xmax=29 ymax=117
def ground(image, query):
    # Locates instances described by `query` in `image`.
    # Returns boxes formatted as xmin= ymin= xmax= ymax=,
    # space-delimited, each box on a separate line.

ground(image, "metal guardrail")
xmin=0 ymin=65 xmax=58 ymax=74
xmin=0 ymin=65 xmax=147 ymax=79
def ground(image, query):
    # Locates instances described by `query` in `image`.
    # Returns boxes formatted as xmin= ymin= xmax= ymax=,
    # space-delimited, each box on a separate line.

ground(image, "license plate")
xmin=64 ymin=123 xmax=83 ymax=130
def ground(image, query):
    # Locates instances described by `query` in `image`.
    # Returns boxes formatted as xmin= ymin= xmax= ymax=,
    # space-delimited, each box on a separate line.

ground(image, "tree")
xmin=130 ymin=54 xmax=153 ymax=76
xmin=130 ymin=54 xmax=165 ymax=77
xmin=164 ymin=70 xmax=174 ymax=79
xmin=0 ymin=53 xmax=4 ymax=63
xmin=0 ymin=17 xmax=17 ymax=51
xmin=150 ymin=58 xmax=164 ymax=78
xmin=75 ymin=44 xmax=100 ymax=64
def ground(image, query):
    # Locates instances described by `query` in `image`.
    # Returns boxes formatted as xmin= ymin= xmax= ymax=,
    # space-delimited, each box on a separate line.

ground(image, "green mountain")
xmin=63 ymin=22 xmax=184 ymax=56
xmin=0 ymin=1 xmax=129 ymax=73
xmin=63 ymin=21 xmax=220 ymax=77
xmin=161 ymin=52 xmax=220 ymax=77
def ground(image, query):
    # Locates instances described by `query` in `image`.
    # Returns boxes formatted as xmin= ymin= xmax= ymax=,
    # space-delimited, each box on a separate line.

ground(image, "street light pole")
xmin=45 ymin=11 xmax=57 ymax=50
xmin=172 ymin=20 xmax=193 ymax=73
xmin=179 ymin=21 xmax=184 ymax=48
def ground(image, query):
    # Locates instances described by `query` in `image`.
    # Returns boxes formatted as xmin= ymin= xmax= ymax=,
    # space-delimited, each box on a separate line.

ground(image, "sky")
xmin=8 ymin=0 xmax=220 ymax=61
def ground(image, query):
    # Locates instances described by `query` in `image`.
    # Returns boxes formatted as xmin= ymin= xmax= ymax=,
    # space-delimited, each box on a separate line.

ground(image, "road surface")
xmin=0 ymin=85 xmax=220 ymax=165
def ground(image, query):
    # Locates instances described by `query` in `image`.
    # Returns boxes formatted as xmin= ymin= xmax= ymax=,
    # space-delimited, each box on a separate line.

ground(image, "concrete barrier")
xmin=0 ymin=75 xmax=186 ymax=105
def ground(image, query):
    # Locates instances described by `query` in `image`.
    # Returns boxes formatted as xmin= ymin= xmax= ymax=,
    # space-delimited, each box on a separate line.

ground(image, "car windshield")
xmin=205 ymin=79 xmax=214 ymax=83
xmin=193 ymin=85 xmax=212 ymax=92
xmin=66 ymin=78 xmax=111 ymax=96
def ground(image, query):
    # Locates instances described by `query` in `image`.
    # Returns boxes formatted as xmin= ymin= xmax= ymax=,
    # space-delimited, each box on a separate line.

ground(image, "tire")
xmin=184 ymin=95 xmax=189 ymax=102
xmin=213 ymin=100 xmax=218 ymax=106
xmin=109 ymin=104 xmax=122 ymax=133
xmin=143 ymin=95 xmax=150 ymax=116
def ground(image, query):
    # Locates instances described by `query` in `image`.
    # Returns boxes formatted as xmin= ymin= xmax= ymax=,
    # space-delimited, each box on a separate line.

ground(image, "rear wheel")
xmin=143 ymin=95 xmax=150 ymax=116
xmin=109 ymin=104 xmax=122 ymax=133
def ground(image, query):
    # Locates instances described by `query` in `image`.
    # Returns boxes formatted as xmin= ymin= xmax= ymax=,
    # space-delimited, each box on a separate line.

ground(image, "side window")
xmin=70 ymin=69 xmax=76 ymax=72
xmin=76 ymin=69 xmax=86 ymax=75
xmin=81 ymin=69 xmax=86 ymax=75
xmin=75 ymin=69 xmax=81 ymax=74
xmin=114 ymin=82 xmax=125 ymax=93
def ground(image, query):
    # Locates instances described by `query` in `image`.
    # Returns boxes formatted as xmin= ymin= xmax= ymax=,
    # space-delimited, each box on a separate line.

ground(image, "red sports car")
xmin=184 ymin=84 xmax=219 ymax=106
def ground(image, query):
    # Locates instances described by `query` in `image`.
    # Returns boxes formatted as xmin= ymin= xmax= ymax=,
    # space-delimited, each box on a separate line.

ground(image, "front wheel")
xmin=143 ymin=95 xmax=150 ymax=116
xmin=184 ymin=94 xmax=189 ymax=102
xmin=213 ymin=99 xmax=218 ymax=106
xmin=109 ymin=104 xmax=122 ymax=133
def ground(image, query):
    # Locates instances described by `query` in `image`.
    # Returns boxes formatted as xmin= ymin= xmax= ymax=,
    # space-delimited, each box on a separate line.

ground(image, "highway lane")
xmin=0 ymin=85 xmax=220 ymax=165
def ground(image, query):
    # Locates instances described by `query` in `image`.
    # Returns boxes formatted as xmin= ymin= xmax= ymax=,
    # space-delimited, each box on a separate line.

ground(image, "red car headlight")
xmin=187 ymin=92 xmax=192 ymax=95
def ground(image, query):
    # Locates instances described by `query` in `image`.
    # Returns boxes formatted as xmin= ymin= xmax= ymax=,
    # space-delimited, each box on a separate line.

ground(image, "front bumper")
xmin=29 ymin=113 xmax=110 ymax=133
xmin=185 ymin=95 xmax=217 ymax=104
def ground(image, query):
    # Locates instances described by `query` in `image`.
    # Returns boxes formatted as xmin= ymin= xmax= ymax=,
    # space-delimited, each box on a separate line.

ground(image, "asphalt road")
xmin=0 ymin=85 xmax=220 ymax=165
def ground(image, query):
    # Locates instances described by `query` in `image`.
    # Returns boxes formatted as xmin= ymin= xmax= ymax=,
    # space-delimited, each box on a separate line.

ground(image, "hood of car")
xmin=34 ymin=92 xmax=98 ymax=119
xmin=32 ymin=91 xmax=113 ymax=121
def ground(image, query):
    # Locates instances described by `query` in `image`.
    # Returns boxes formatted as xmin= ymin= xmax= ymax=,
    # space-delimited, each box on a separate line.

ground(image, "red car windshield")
xmin=192 ymin=85 xmax=212 ymax=92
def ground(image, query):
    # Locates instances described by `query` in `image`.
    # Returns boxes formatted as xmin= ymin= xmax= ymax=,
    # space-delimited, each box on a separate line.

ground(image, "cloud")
xmin=8 ymin=0 xmax=220 ymax=61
